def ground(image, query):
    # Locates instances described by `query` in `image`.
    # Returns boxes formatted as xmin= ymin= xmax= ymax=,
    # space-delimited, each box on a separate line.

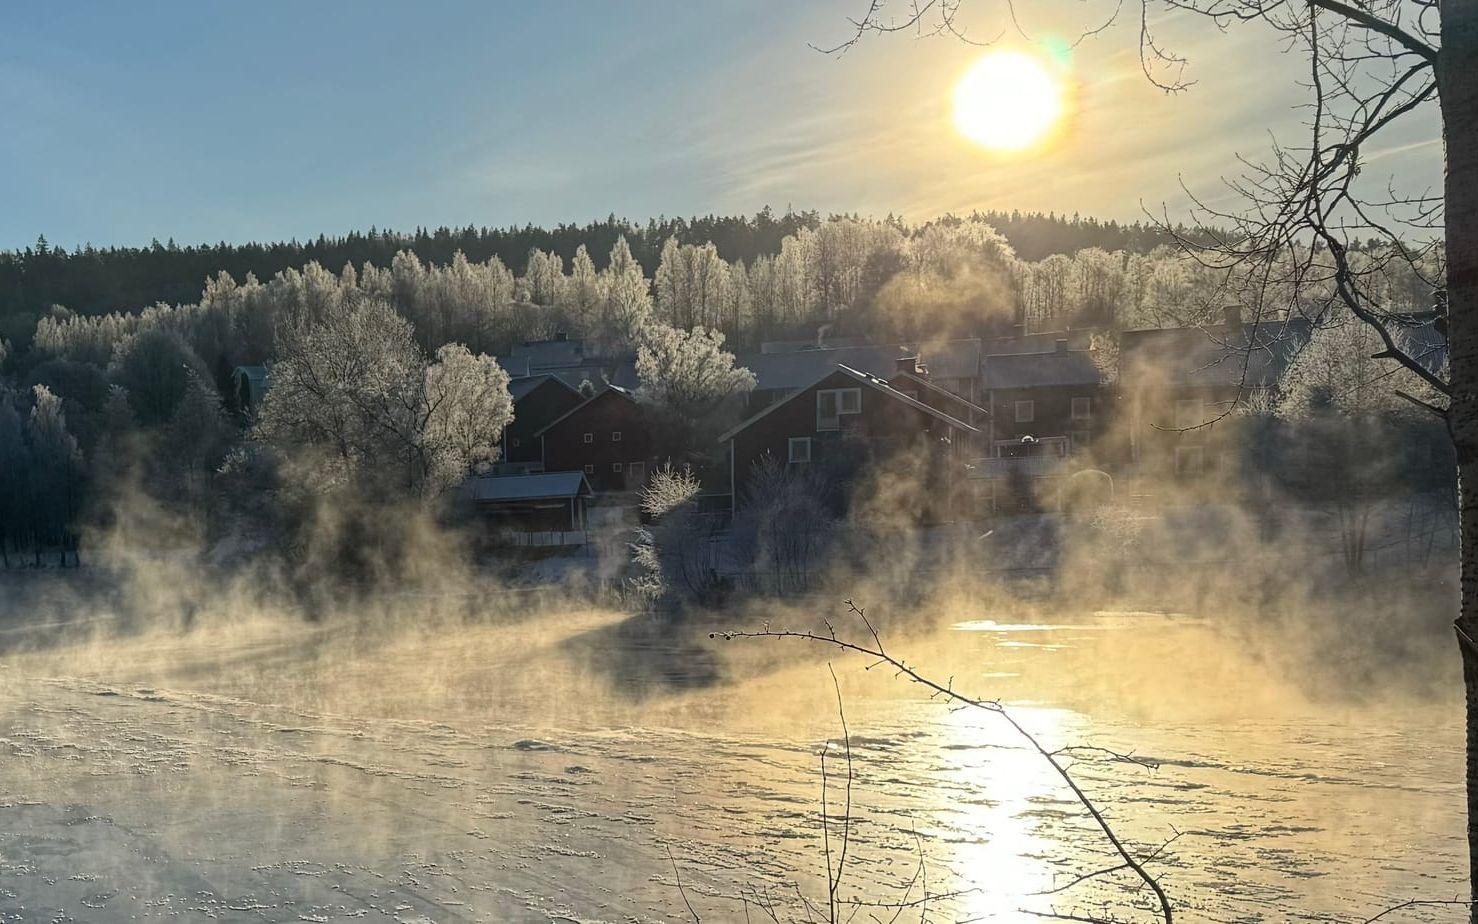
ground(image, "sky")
xmin=0 ymin=0 xmax=1443 ymax=251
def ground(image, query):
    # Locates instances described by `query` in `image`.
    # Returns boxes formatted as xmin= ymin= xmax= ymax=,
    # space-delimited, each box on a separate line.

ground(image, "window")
xmin=1175 ymin=399 xmax=1203 ymax=430
xmin=612 ymin=462 xmax=623 ymax=472
xmin=583 ymin=464 xmax=595 ymax=474
xmin=788 ymin=437 xmax=812 ymax=464
xmin=611 ymin=431 xmax=622 ymax=441
xmin=1071 ymin=397 xmax=1092 ymax=420
xmin=583 ymin=432 xmax=594 ymax=444
xmin=1070 ymin=430 xmax=1091 ymax=452
xmin=1175 ymin=446 xmax=1204 ymax=476
xmin=1015 ymin=400 xmax=1035 ymax=423
xmin=817 ymin=388 xmax=862 ymax=430
xmin=627 ymin=461 xmax=646 ymax=484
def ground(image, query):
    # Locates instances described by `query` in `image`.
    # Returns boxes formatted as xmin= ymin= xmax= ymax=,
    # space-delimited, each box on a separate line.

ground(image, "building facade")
xmin=536 ymin=386 xmax=660 ymax=494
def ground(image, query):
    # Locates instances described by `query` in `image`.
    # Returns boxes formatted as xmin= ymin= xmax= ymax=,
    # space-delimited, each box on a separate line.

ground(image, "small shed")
xmin=463 ymin=471 xmax=594 ymax=545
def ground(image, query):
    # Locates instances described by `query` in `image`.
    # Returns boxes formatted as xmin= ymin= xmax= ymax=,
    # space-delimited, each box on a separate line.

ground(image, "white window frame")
xmin=1014 ymin=400 xmax=1035 ymax=423
xmin=612 ymin=430 xmax=622 ymax=441
xmin=583 ymin=432 xmax=594 ymax=444
xmin=1071 ymin=397 xmax=1092 ymax=420
xmin=583 ymin=463 xmax=594 ymax=474
xmin=627 ymin=461 xmax=646 ymax=484
xmin=612 ymin=462 xmax=623 ymax=472
xmin=817 ymin=388 xmax=862 ymax=430
xmin=788 ymin=437 xmax=813 ymax=464
xmin=1070 ymin=430 xmax=1090 ymax=452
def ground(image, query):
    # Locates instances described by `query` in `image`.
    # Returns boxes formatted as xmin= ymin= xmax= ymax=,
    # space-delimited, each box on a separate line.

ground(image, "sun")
xmin=953 ymin=50 xmax=1065 ymax=152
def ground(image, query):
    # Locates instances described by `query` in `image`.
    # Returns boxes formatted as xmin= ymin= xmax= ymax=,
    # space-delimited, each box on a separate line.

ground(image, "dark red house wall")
xmin=989 ymin=386 xmax=1107 ymax=451
xmin=730 ymin=370 xmax=964 ymax=503
xmin=542 ymin=390 xmax=659 ymax=492
xmin=505 ymin=380 xmax=584 ymax=464
xmin=1126 ymin=384 xmax=1246 ymax=475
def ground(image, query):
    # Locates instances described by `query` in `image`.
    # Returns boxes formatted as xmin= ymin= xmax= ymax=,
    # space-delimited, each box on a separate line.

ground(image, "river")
xmin=0 ymin=590 xmax=1464 ymax=923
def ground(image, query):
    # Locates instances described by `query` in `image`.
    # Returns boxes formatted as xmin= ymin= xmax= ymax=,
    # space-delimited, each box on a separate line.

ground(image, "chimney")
xmin=895 ymin=353 xmax=922 ymax=376
xmin=1054 ymin=338 xmax=1069 ymax=353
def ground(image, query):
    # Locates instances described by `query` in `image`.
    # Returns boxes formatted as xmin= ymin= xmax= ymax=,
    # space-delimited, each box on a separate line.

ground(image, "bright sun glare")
xmin=953 ymin=50 xmax=1065 ymax=152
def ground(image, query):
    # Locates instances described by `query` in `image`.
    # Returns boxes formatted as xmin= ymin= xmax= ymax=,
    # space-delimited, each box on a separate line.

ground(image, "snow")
xmin=0 ymin=602 xmax=1465 ymax=922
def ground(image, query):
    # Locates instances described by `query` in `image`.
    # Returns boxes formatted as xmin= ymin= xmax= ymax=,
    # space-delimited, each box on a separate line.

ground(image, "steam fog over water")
xmin=0 ymin=574 xmax=1463 ymax=923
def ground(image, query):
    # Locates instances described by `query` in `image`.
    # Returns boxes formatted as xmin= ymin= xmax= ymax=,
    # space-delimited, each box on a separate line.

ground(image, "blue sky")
xmin=0 ymin=1 xmax=1442 ymax=250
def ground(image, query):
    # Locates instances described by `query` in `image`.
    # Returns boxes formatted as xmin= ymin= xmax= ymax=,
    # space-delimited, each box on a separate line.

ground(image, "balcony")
xmin=966 ymin=456 xmax=1064 ymax=480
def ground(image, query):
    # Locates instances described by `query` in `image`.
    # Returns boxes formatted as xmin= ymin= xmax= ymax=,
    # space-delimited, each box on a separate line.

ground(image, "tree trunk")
xmin=1440 ymin=0 xmax=1478 ymax=913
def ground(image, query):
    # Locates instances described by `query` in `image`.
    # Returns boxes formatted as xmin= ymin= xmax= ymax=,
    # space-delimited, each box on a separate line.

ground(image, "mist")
xmin=0 ymin=188 xmax=1461 ymax=922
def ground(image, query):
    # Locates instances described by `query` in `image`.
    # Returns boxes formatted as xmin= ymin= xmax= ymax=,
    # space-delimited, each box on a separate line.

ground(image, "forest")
xmin=0 ymin=209 xmax=1208 ymax=338
xmin=0 ymin=210 xmax=1442 ymax=576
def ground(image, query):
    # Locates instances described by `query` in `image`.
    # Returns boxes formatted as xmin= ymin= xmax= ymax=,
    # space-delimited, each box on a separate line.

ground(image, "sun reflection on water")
xmin=937 ymin=701 xmax=1073 ymax=921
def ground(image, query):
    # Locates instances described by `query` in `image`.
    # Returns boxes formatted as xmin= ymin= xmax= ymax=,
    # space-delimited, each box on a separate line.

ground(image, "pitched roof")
xmin=508 ymin=373 xmax=579 ymax=403
xmin=718 ymin=363 xmax=979 ymax=443
xmin=530 ymin=384 xmax=637 ymax=439
xmin=1120 ymin=320 xmax=1312 ymax=389
xmin=760 ymin=335 xmax=873 ymax=353
xmin=890 ymin=371 xmax=991 ymax=417
xmin=463 ymin=471 xmax=592 ymax=502
xmin=983 ymin=330 xmax=1097 ymax=355
xmin=983 ymin=350 xmax=1105 ymax=389
xmin=509 ymin=337 xmax=586 ymax=368
xmin=736 ymin=339 xmax=982 ymax=392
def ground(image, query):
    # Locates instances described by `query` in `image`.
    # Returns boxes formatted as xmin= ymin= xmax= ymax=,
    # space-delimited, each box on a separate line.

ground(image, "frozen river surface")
xmin=0 ymin=600 xmax=1465 ymax=923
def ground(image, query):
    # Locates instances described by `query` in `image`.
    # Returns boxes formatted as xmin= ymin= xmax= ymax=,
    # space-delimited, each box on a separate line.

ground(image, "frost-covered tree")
xmin=420 ymin=344 xmax=514 ymax=490
xmin=563 ymin=244 xmax=602 ymax=338
xmin=873 ymin=218 xmax=1019 ymax=339
xmin=522 ymin=248 xmax=566 ymax=307
xmin=107 ymin=328 xmax=212 ymax=426
xmin=628 ymin=463 xmax=724 ymax=608
xmin=811 ymin=218 xmax=907 ymax=318
xmin=635 ymin=324 xmax=755 ymax=448
xmin=163 ymin=369 xmax=234 ymax=516
xmin=724 ymin=259 xmax=754 ymax=346
xmin=772 ymin=228 xmax=819 ymax=325
xmin=1280 ymin=319 xmax=1444 ymax=420
xmin=654 ymin=238 xmax=732 ymax=330
xmin=26 ymin=384 xmax=83 ymax=561
xmin=254 ymin=297 xmax=511 ymax=496
xmin=596 ymin=236 xmax=655 ymax=350
xmin=255 ymin=297 xmax=423 ymax=491
xmin=0 ymin=390 xmax=30 ymax=566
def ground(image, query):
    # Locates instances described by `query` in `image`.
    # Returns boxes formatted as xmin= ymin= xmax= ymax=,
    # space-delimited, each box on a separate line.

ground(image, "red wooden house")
xmin=1119 ymin=320 xmax=1309 ymax=477
xmin=982 ymin=339 xmax=1109 ymax=460
xmin=719 ymin=364 xmax=980 ymax=517
xmin=502 ymin=374 xmax=585 ymax=466
xmin=535 ymin=385 xmax=660 ymax=494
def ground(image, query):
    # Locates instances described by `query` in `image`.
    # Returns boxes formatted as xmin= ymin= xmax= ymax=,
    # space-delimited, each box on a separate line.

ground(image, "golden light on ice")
xmin=953 ymin=50 xmax=1065 ymax=152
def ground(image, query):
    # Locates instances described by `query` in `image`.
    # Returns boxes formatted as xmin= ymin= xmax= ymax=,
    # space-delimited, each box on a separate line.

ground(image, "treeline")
xmin=0 ymin=209 xmax=1191 ymax=333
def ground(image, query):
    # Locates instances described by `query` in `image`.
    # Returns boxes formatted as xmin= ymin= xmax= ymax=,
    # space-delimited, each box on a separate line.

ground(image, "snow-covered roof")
xmin=983 ymin=350 xmax=1104 ymax=389
xmin=508 ymin=374 xmax=579 ymax=403
xmin=735 ymin=339 xmax=982 ymax=392
xmin=718 ymin=363 xmax=979 ymax=443
xmin=530 ymin=384 xmax=637 ymax=439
